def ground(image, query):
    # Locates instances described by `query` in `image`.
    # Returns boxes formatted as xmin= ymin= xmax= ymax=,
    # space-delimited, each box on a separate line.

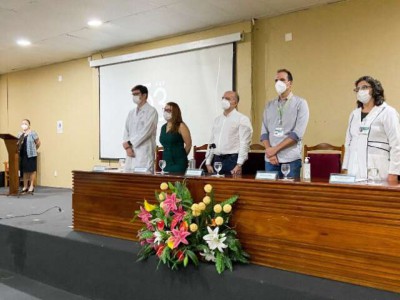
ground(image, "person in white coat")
xmin=343 ymin=76 xmax=400 ymax=184
xmin=122 ymin=85 xmax=158 ymax=172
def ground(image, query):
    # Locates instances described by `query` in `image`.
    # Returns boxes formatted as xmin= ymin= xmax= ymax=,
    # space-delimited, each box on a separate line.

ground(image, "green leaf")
xmin=183 ymin=255 xmax=189 ymax=267
xmin=215 ymin=251 xmax=225 ymax=274
xmin=186 ymin=250 xmax=199 ymax=266
xmin=220 ymin=195 xmax=238 ymax=207
xmin=223 ymin=256 xmax=233 ymax=271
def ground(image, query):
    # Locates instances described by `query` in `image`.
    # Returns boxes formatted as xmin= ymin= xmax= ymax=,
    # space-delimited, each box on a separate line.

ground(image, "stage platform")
xmin=0 ymin=187 xmax=399 ymax=300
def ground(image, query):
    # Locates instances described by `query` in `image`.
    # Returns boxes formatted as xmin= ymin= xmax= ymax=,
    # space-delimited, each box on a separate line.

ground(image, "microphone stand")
xmin=198 ymin=144 xmax=216 ymax=171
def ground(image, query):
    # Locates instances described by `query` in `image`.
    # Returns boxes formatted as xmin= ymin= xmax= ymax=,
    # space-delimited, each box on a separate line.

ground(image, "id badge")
xmin=274 ymin=127 xmax=284 ymax=137
xmin=359 ymin=126 xmax=370 ymax=135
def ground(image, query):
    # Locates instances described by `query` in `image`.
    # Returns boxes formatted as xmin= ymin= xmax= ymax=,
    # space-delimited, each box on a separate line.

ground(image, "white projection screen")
xmin=99 ymin=43 xmax=234 ymax=159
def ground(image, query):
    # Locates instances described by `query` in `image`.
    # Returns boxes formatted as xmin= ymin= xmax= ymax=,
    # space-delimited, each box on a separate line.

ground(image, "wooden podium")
xmin=0 ymin=134 xmax=19 ymax=195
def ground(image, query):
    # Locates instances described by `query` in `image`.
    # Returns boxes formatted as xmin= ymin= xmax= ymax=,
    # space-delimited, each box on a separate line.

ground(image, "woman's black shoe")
xmin=28 ymin=188 xmax=34 ymax=195
xmin=20 ymin=188 xmax=28 ymax=194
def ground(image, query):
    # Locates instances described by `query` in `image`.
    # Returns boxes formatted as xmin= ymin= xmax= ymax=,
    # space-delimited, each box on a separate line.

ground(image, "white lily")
xmin=153 ymin=231 xmax=163 ymax=245
xmin=200 ymin=248 xmax=216 ymax=262
xmin=203 ymin=226 xmax=228 ymax=252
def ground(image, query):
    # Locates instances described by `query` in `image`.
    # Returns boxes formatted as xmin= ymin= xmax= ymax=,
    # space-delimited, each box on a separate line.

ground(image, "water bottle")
xmin=303 ymin=157 xmax=311 ymax=182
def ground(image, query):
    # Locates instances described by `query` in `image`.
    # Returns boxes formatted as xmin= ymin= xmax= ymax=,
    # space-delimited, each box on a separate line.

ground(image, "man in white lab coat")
xmin=122 ymin=85 xmax=158 ymax=172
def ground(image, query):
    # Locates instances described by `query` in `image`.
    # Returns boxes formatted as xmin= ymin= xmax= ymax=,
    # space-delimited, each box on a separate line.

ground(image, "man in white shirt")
xmin=206 ymin=91 xmax=253 ymax=175
xmin=122 ymin=85 xmax=158 ymax=172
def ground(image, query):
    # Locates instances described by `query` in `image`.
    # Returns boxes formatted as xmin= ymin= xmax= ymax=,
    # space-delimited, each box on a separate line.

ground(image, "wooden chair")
xmin=242 ymin=144 xmax=265 ymax=175
xmin=303 ymin=143 xmax=344 ymax=181
xmin=249 ymin=143 xmax=265 ymax=151
xmin=154 ymin=146 xmax=164 ymax=172
xmin=3 ymin=161 xmax=9 ymax=187
xmin=193 ymin=144 xmax=208 ymax=170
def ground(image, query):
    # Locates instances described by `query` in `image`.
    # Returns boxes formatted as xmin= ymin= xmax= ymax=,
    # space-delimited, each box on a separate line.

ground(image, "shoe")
xmin=20 ymin=188 xmax=28 ymax=194
xmin=28 ymin=188 xmax=34 ymax=195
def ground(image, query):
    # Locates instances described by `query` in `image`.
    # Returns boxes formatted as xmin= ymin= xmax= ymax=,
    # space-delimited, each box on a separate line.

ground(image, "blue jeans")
xmin=265 ymin=159 xmax=302 ymax=179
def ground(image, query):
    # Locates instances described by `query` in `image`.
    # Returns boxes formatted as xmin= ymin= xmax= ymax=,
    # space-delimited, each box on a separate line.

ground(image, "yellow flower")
xmin=223 ymin=204 xmax=232 ymax=213
xmin=198 ymin=202 xmax=206 ymax=211
xmin=191 ymin=203 xmax=199 ymax=211
xmin=160 ymin=182 xmax=168 ymax=190
xmin=144 ymin=199 xmax=156 ymax=212
xmin=189 ymin=223 xmax=198 ymax=232
xmin=167 ymin=238 xmax=174 ymax=249
xmin=213 ymin=204 xmax=222 ymax=213
xmin=192 ymin=209 xmax=201 ymax=217
xmin=202 ymin=196 xmax=211 ymax=205
xmin=158 ymin=193 xmax=165 ymax=201
xmin=215 ymin=216 xmax=224 ymax=226
xmin=204 ymin=184 xmax=213 ymax=193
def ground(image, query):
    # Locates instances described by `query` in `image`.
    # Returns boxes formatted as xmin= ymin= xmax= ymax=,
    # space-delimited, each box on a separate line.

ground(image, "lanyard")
xmin=277 ymin=98 xmax=290 ymax=125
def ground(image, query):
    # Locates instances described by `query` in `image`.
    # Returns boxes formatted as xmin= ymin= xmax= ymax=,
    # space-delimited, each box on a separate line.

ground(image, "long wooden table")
xmin=72 ymin=171 xmax=400 ymax=292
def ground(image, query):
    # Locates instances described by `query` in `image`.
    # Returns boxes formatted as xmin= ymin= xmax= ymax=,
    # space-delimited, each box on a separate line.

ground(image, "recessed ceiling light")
xmin=17 ymin=39 xmax=31 ymax=46
xmin=87 ymin=19 xmax=103 ymax=27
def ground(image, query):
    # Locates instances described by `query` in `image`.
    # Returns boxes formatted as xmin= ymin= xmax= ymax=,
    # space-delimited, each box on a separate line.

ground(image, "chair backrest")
xmin=242 ymin=144 xmax=265 ymax=175
xmin=154 ymin=146 xmax=163 ymax=172
xmin=193 ymin=144 xmax=208 ymax=170
xmin=249 ymin=143 xmax=265 ymax=151
xmin=303 ymin=143 xmax=344 ymax=181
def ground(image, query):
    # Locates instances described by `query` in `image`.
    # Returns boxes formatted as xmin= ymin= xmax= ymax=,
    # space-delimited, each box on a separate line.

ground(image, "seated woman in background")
xmin=342 ymin=76 xmax=400 ymax=184
xmin=159 ymin=102 xmax=192 ymax=173
xmin=17 ymin=119 xmax=41 ymax=194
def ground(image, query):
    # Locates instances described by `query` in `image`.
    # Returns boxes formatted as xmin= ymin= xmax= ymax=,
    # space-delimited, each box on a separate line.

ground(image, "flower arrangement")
xmin=133 ymin=180 xmax=249 ymax=274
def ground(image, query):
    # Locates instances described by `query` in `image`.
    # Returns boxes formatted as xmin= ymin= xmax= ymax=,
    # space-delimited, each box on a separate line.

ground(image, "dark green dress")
xmin=159 ymin=124 xmax=188 ymax=173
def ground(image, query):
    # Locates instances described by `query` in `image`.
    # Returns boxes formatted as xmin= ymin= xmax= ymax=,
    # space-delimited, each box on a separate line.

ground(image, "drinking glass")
xmin=368 ymin=168 xmax=379 ymax=184
xmin=119 ymin=158 xmax=125 ymax=170
xmin=281 ymin=163 xmax=290 ymax=180
xmin=159 ymin=160 xmax=166 ymax=175
xmin=214 ymin=161 xmax=222 ymax=177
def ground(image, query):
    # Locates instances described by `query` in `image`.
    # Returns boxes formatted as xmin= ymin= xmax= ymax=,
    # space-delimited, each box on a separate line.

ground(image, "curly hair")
xmin=355 ymin=76 xmax=385 ymax=108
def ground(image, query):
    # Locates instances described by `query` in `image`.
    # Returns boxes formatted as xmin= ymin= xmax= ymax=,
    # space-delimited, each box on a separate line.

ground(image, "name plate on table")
xmin=92 ymin=165 xmax=107 ymax=172
xmin=255 ymin=171 xmax=278 ymax=180
xmin=133 ymin=167 xmax=149 ymax=173
xmin=329 ymin=173 xmax=356 ymax=184
xmin=185 ymin=169 xmax=203 ymax=177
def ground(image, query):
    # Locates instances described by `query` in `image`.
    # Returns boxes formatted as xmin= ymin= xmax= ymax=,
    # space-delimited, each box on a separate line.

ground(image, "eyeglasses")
xmin=163 ymin=108 xmax=172 ymax=113
xmin=353 ymin=85 xmax=371 ymax=92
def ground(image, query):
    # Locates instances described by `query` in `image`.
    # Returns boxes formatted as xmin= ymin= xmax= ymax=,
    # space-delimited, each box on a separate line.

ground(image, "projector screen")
xmin=99 ymin=43 xmax=234 ymax=159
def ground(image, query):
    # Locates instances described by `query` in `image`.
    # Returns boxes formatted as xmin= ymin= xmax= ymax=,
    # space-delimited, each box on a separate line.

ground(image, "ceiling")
xmin=0 ymin=0 xmax=341 ymax=75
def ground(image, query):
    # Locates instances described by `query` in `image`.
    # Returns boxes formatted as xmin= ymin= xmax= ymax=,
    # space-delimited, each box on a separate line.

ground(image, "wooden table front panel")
xmin=72 ymin=171 xmax=400 ymax=292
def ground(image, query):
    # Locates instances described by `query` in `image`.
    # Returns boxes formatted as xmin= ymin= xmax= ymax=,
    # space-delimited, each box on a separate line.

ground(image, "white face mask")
xmin=21 ymin=124 xmax=28 ymax=131
xmin=275 ymin=80 xmax=287 ymax=95
xmin=163 ymin=111 xmax=172 ymax=121
xmin=357 ymin=89 xmax=371 ymax=104
xmin=221 ymin=99 xmax=230 ymax=110
xmin=132 ymin=95 xmax=141 ymax=104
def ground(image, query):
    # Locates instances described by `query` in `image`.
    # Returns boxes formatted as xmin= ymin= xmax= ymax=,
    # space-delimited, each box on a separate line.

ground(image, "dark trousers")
xmin=212 ymin=154 xmax=238 ymax=175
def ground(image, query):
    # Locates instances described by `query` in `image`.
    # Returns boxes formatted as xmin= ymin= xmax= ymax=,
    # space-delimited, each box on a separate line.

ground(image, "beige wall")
xmin=1 ymin=0 xmax=400 ymax=187
xmin=0 ymin=22 xmax=252 ymax=187
xmin=252 ymin=0 xmax=400 ymax=146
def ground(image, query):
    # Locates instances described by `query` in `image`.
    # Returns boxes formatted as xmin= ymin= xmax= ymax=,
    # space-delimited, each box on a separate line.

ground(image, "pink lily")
xmin=169 ymin=227 xmax=191 ymax=249
xmin=138 ymin=206 xmax=152 ymax=223
xmin=163 ymin=193 xmax=179 ymax=215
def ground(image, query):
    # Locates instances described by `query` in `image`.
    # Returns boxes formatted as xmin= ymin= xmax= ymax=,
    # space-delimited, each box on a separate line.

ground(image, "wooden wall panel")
xmin=72 ymin=171 xmax=400 ymax=292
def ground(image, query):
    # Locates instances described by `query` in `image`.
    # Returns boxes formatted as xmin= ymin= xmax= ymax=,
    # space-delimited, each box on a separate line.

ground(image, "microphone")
xmin=199 ymin=144 xmax=216 ymax=171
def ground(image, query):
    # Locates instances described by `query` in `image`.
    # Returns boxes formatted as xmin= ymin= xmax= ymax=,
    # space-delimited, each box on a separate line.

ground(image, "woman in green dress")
xmin=159 ymin=102 xmax=192 ymax=173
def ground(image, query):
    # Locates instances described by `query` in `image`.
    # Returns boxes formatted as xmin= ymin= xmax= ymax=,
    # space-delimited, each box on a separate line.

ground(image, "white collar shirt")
xmin=206 ymin=109 xmax=253 ymax=165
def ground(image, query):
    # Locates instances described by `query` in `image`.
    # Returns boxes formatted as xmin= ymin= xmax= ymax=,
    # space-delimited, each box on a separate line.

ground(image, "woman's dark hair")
xmin=166 ymin=102 xmax=183 ymax=133
xmin=355 ymin=76 xmax=385 ymax=108
xmin=22 ymin=119 xmax=31 ymax=125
